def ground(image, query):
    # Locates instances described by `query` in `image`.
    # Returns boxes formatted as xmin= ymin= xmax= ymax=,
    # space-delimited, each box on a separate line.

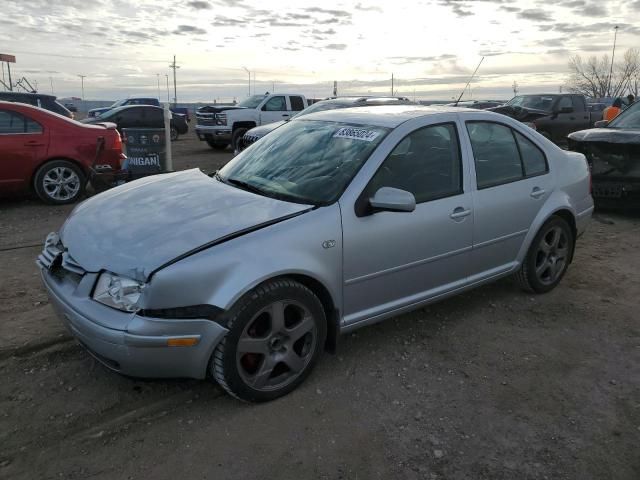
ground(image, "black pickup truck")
xmin=488 ymin=94 xmax=598 ymax=144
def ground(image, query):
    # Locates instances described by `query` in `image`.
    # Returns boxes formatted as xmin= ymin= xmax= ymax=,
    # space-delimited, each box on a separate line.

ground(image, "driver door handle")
xmin=530 ymin=187 xmax=546 ymax=199
xmin=282 ymin=114 xmax=290 ymax=117
xmin=450 ymin=207 xmax=471 ymax=220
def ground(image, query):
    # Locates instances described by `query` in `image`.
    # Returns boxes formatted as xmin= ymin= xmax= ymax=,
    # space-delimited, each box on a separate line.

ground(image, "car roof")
xmin=109 ymin=105 xmax=161 ymax=112
xmin=0 ymin=91 xmax=56 ymax=100
xmin=300 ymin=105 xmax=478 ymax=128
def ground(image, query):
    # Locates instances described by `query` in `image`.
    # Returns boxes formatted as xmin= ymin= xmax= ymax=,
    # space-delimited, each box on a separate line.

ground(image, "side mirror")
xmin=369 ymin=187 xmax=416 ymax=213
xmin=594 ymin=120 xmax=609 ymax=128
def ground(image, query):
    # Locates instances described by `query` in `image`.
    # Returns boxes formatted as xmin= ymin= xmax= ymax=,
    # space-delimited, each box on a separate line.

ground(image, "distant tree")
xmin=566 ymin=48 xmax=640 ymax=99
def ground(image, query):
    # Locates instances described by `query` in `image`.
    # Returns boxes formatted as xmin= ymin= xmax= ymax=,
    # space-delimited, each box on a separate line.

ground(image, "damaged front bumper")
xmin=39 ymin=263 xmax=228 ymax=380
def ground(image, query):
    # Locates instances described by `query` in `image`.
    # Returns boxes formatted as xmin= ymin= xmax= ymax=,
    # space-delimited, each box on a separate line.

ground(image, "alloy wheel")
xmin=534 ymin=225 xmax=569 ymax=286
xmin=42 ymin=167 xmax=80 ymax=202
xmin=236 ymin=300 xmax=317 ymax=392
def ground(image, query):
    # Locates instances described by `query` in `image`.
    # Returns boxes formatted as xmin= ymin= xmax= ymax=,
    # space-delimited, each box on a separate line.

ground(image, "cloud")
xmin=519 ymin=9 xmax=553 ymax=22
xmin=355 ymin=3 xmax=382 ymax=12
xmin=325 ymin=43 xmax=347 ymax=50
xmin=304 ymin=7 xmax=351 ymax=18
xmin=187 ymin=1 xmax=210 ymax=9
xmin=173 ymin=25 xmax=207 ymax=35
xmin=212 ymin=16 xmax=244 ymax=27
xmin=388 ymin=54 xmax=457 ymax=64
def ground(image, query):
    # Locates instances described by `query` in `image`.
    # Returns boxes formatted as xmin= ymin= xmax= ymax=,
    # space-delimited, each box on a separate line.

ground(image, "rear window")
xmin=0 ymin=110 xmax=43 ymax=134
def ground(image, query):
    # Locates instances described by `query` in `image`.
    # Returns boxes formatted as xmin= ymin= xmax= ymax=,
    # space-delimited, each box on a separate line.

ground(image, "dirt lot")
xmin=1 ymin=131 xmax=639 ymax=480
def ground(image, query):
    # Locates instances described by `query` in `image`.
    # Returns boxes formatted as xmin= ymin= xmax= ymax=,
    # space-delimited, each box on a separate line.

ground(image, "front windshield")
xmin=218 ymin=119 xmax=390 ymax=205
xmin=110 ymin=99 xmax=126 ymax=108
xmin=608 ymin=101 xmax=640 ymax=129
xmin=238 ymin=95 xmax=265 ymax=108
xmin=507 ymin=95 xmax=556 ymax=110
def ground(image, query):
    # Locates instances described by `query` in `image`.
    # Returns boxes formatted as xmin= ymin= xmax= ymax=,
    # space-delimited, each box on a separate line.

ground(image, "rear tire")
xmin=212 ymin=279 xmax=326 ymax=403
xmin=34 ymin=160 xmax=86 ymax=205
xmin=516 ymin=216 xmax=574 ymax=293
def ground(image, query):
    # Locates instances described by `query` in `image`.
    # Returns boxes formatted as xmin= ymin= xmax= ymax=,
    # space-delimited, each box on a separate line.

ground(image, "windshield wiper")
xmin=225 ymin=177 xmax=268 ymax=196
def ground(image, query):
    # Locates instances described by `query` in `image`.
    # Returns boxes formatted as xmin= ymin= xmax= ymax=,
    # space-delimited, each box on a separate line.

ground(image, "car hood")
xmin=568 ymin=128 xmax=640 ymax=144
xmin=246 ymin=121 xmax=286 ymax=138
xmin=60 ymin=169 xmax=312 ymax=281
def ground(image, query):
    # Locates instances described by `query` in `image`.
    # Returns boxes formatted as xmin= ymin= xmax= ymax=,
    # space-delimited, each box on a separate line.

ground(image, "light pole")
xmin=169 ymin=55 xmax=179 ymax=107
xmin=607 ymin=25 xmax=619 ymax=97
xmin=78 ymin=74 xmax=86 ymax=100
xmin=156 ymin=73 xmax=160 ymax=99
xmin=165 ymin=74 xmax=170 ymax=103
xmin=242 ymin=66 xmax=251 ymax=97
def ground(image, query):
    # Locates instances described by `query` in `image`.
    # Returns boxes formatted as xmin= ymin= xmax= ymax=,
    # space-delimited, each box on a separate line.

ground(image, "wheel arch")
xmin=248 ymin=273 xmax=340 ymax=353
xmin=231 ymin=121 xmax=256 ymax=132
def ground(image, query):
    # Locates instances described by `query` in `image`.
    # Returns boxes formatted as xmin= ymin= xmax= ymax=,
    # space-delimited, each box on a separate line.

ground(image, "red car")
xmin=0 ymin=101 xmax=124 ymax=204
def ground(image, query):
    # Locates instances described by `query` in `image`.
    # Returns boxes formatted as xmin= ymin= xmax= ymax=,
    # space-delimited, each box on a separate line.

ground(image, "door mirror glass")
xmin=594 ymin=120 xmax=609 ymax=128
xmin=369 ymin=187 xmax=416 ymax=213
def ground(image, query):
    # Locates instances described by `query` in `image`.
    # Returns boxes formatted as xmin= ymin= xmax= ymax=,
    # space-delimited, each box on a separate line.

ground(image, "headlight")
xmin=92 ymin=272 xmax=143 ymax=312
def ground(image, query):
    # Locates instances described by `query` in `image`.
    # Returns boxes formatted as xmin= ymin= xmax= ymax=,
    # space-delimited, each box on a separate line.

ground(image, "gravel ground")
xmin=1 ymin=132 xmax=639 ymax=480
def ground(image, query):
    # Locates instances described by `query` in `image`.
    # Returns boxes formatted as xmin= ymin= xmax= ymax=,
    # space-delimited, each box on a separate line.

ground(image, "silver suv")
xmin=38 ymin=106 xmax=593 ymax=402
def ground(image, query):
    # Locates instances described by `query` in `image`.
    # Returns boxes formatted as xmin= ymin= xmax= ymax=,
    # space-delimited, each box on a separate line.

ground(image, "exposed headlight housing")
xmin=93 ymin=272 xmax=144 ymax=312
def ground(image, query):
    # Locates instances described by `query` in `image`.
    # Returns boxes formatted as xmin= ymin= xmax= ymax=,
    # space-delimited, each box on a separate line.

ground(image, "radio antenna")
xmin=455 ymin=57 xmax=484 ymax=106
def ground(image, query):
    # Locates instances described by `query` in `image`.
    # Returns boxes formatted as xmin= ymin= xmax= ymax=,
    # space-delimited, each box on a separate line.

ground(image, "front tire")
xmin=205 ymin=138 xmax=228 ymax=150
xmin=34 ymin=160 xmax=86 ymax=205
xmin=212 ymin=279 xmax=327 ymax=402
xmin=516 ymin=216 xmax=574 ymax=293
xmin=231 ymin=128 xmax=248 ymax=153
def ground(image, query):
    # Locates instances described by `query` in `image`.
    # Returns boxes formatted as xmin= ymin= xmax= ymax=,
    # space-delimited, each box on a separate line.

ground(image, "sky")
xmin=1 ymin=0 xmax=639 ymax=102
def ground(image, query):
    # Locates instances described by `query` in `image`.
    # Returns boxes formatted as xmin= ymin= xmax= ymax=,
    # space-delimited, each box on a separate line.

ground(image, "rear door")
xmin=463 ymin=119 xmax=553 ymax=280
xmin=0 ymin=109 xmax=48 ymax=193
xmin=260 ymin=96 xmax=289 ymax=124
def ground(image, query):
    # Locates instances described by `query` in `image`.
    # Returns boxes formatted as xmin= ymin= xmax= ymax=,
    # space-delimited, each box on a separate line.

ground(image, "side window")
xmin=147 ymin=108 xmax=164 ymax=126
xmin=368 ymin=123 xmax=462 ymax=203
xmin=514 ymin=131 xmax=547 ymax=176
xmin=558 ymin=96 xmax=572 ymax=110
xmin=466 ymin=122 xmax=523 ymax=188
xmin=289 ymin=96 xmax=305 ymax=111
xmin=0 ymin=110 xmax=42 ymax=134
xmin=571 ymin=96 xmax=583 ymax=111
xmin=263 ymin=96 xmax=286 ymax=111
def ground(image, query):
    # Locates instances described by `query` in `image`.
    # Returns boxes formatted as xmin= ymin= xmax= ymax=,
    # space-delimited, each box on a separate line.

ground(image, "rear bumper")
xmin=40 ymin=267 xmax=228 ymax=379
xmin=195 ymin=126 xmax=231 ymax=142
xmin=576 ymin=203 xmax=594 ymax=237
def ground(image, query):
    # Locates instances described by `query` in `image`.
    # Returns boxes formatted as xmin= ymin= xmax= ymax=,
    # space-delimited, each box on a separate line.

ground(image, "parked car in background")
xmin=0 ymin=101 xmax=124 ymax=204
xmin=568 ymin=100 xmax=640 ymax=207
xmin=38 ymin=106 xmax=592 ymax=402
xmin=488 ymin=94 xmax=597 ymax=144
xmin=238 ymin=96 xmax=414 ymax=152
xmin=170 ymin=107 xmax=191 ymax=123
xmin=196 ymin=93 xmax=308 ymax=151
xmin=82 ymin=105 xmax=187 ymax=140
xmin=87 ymin=97 xmax=161 ymax=118
xmin=64 ymin=103 xmax=78 ymax=113
xmin=0 ymin=92 xmax=73 ymax=118
xmin=446 ymin=100 xmax=504 ymax=109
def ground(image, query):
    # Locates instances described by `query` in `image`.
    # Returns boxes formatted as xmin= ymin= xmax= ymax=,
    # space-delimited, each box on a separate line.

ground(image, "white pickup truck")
xmin=195 ymin=93 xmax=308 ymax=151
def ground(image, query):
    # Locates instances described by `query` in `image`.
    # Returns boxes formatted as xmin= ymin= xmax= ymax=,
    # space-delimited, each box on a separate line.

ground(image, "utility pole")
xmin=242 ymin=67 xmax=251 ymax=97
xmin=156 ymin=73 xmax=160 ymax=99
xmin=391 ymin=73 xmax=394 ymax=96
xmin=169 ymin=55 xmax=179 ymax=107
xmin=333 ymin=80 xmax=337 ymax=96
xmin=165 ymin=74 xmax=170 ymax=103
xmin=512 ymin=80 xmax=518 ymax=96
xmin=49 ymin=77 xmax=54 ymax=94
xmin=607 ymin=25 xmax=619 ymax=97
xmin=78 ymin=74 xmax=86 ymax=100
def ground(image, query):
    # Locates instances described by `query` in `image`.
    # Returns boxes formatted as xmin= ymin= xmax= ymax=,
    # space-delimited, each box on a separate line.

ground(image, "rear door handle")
xmin=282 ymin=114 xmax=290 ymax=117
xmin=450 ymin=207 xmax=471 ymax=220
xmin=24 ymin=140 xmax=44 ymax=147
xmin=530 ymin=187 xmax=546 ymax=199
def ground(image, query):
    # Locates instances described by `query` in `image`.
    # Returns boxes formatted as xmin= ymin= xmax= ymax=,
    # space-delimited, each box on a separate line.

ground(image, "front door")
xmin=341 ymin=121 xmax=473 ymax=326
xmin=464 ymin=120 xmax=554 ymax=279
xmin=260 ymin=96 xmax=289 ymax=125
xmin=0 ymin=109 xmax=47 ymax=194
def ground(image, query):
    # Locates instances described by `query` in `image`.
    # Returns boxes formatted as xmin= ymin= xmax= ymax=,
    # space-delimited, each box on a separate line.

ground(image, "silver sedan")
xmin=38 ymin=106 xmax=594 ymax=402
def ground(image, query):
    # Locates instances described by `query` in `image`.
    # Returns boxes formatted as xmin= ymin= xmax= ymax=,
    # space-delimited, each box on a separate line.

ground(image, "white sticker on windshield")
xmin=333 ymin=127 xmax=380 ymax=142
